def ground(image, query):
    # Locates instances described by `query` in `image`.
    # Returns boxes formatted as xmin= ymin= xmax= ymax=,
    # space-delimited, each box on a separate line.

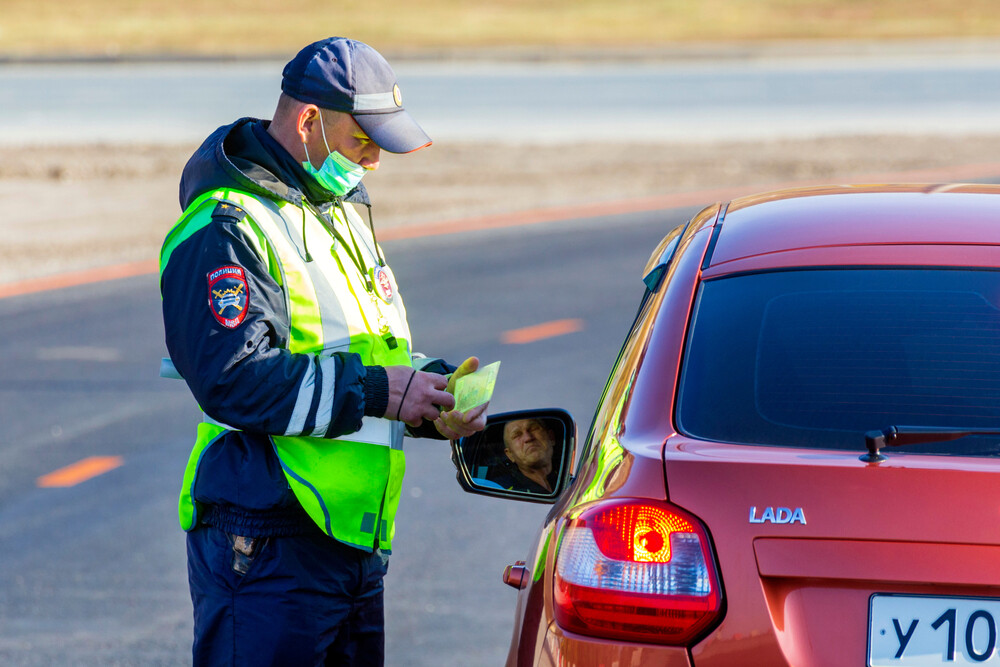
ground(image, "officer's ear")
xmin=297 ymin=105 xmax=321 ymax=145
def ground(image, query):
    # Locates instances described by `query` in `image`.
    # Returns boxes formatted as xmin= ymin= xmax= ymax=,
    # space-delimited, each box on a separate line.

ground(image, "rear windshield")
xmin=677 ymin=268 xmax=1000 ymax=456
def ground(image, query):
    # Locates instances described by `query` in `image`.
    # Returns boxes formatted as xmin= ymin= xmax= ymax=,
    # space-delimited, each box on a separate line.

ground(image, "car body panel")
xmin=624 ymin=223 xmax=716 ymax=442
xmin=702 ymin=244 xmax=1000 ymax=277
xmin=505 ymin=212 xmax=720 ymax=666
xmin=495 ymin=184 xmax=1000 ymax=666
xmin=712 ymin=186 xmax=1000 ymax=270
xmin=663 ymin=436 xmax=1000 ymax=665
xmin=754 ymin=539 xmax=1000 ymax=587
xmin=537 ymin=624 xmax=693 ymax=666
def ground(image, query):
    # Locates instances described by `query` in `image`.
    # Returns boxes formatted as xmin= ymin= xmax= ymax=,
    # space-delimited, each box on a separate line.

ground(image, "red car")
xmin=454 ymin=184 xmax=1000 ymax=666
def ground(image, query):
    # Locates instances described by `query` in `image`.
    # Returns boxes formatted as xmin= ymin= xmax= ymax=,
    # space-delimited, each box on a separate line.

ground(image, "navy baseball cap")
xmin=281 ymin=37 xmax=431 ymax=154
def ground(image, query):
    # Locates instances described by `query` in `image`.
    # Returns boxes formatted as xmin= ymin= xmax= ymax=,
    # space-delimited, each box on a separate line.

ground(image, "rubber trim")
xmin=701 ymin=202 xmax=730 ymax=271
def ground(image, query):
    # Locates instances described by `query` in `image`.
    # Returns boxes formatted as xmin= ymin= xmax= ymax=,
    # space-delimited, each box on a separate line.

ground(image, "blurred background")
xmin=3 ymin=1 xmax=1000 ymax=664
xmin=5 ymin=0 xmax=1000 ymax=282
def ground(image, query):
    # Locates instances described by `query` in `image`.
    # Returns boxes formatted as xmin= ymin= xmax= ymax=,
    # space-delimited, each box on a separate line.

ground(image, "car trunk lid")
xmin=662 ymin=437 xmax=1000 ymax=666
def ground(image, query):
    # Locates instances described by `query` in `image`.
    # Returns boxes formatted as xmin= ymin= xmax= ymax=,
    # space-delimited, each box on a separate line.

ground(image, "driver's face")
xmin=503 ymin=419 xmax=554 ymax=469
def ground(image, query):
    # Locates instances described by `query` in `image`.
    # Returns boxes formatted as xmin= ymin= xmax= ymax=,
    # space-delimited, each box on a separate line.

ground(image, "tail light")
xmin=553 ymin=499 xmax=723 ymax=645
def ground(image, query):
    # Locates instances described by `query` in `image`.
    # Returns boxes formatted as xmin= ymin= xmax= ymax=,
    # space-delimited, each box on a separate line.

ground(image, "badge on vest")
xmin=371 ymin=265 xmax=394 ymax=304
xmin=208 ymin=265 xmax=250 ymax=329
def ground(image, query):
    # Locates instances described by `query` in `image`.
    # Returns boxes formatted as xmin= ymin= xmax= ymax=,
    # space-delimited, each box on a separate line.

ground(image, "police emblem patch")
xmin=208 ymin=265 xmax=249 ymax=329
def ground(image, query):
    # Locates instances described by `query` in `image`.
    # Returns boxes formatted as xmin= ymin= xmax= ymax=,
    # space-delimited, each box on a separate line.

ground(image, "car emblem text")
xmin=749 ymin=506 xmax=806 ymax=525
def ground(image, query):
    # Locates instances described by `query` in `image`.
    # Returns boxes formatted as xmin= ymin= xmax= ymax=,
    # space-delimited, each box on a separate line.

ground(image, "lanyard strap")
xmin=305 ymin=199 xmax=381 ymax=292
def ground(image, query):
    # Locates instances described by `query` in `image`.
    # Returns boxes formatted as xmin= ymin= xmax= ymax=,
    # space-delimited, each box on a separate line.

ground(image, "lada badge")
xmin=749 ymin=506 xmax=806 ymax=525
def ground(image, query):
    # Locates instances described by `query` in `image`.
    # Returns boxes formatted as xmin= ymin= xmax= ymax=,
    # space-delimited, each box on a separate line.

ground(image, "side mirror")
xmin=451 ymin=409 xmax=576 ymax=504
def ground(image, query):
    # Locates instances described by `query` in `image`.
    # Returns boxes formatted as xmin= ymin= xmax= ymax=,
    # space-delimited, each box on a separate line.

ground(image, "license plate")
xmin=869 ymin=594 xmax=1000 ymax=665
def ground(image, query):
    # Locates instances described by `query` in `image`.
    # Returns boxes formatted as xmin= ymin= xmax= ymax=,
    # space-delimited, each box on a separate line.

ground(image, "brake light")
xmin=554 ymin=499 xmax=723 ymax=645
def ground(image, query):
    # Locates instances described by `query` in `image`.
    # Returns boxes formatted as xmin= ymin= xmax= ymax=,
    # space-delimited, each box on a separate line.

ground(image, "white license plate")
xmin=869 ymin=594 xmax=1000 ymax=665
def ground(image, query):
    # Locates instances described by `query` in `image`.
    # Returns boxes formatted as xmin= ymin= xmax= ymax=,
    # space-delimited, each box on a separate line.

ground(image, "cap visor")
xmin=355 ymin=110 xmax=432 ymax=154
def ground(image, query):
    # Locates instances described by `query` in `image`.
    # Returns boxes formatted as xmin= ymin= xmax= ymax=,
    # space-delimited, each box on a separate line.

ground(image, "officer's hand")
xmin=446 ymin=356 xmax=480 ymax=395
xmin=434 ymin=402 xmax=489 ymax=440
xmin=436 ymin=357 xmax=488 ymax=439
xmin=385 ymin=366 xmax=455 ymax=427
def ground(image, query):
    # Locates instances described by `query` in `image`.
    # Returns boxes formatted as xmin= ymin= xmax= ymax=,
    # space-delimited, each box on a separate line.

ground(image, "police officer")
xmin=160 ymin=37 xmax=488 ymax=666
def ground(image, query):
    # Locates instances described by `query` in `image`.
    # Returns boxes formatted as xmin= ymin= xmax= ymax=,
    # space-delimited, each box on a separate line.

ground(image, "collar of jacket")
xmin=179 ymin=117 xmax=372 ymax=213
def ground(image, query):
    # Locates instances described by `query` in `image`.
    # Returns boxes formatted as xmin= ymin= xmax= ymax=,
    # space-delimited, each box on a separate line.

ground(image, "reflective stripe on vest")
xmin=166 ymin=188 xmax=413 ymax=552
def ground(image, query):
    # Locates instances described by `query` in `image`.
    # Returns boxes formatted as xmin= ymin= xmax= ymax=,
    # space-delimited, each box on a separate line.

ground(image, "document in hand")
xmin=453 ymin=361 xmax=500 ymax=412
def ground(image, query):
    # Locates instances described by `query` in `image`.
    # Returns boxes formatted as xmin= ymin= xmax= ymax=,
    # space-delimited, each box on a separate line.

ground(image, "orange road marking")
xmin=37 ymin=456 xmax=124 ymax=488
xmin=502 ymin=318 xmax=584 ymax=344
xmin=4 ymin=161 xmax=1000 ymax=300
xmin=0 ymin=259 xmax=157 ymax=300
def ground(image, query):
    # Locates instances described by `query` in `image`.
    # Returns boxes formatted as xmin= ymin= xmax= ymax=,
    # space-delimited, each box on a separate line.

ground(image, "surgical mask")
xmin=301 ymin=113 xmax=367 ymax=196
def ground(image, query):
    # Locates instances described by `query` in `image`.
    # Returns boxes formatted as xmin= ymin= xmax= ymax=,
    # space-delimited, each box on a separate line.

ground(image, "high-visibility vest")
xmin=161 ymin=187 xmax=412 ymax=552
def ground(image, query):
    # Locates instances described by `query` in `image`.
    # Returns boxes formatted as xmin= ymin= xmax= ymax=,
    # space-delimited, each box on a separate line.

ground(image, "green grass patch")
xmin=1 ymin=0 xmax=999 ymax=56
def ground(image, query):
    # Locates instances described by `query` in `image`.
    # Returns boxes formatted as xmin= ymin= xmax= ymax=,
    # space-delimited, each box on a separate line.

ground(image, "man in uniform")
xmin=160 ymin=37 xmax=487 ymax=665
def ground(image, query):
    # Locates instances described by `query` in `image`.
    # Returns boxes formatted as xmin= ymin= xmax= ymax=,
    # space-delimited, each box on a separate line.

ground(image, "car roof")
xmin=705 ymin=184 xmax=1000 ymax=273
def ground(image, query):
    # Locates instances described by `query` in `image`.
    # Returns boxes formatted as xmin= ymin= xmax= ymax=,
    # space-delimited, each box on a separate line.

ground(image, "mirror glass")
xmin=458 ymin=415 xmax=568 ymax=496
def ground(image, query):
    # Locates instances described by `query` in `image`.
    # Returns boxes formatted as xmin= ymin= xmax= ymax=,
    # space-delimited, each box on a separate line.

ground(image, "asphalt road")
xmin=0 ymin=205 xmax=693 ymax=665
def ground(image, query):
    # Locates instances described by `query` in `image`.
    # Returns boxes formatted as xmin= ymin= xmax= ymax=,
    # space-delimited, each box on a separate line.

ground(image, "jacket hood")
xmin=178 ymin=117 xmax=371 ymax=212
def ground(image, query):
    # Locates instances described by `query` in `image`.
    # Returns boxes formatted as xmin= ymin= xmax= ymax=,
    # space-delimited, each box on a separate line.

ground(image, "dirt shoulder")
xmin=3 ymin=134 xmax=1000 ymax=285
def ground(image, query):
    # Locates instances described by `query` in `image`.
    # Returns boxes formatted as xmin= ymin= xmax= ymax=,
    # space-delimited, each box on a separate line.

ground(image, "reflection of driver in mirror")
xmin=495 ymin=418 xmax=558 ymax=493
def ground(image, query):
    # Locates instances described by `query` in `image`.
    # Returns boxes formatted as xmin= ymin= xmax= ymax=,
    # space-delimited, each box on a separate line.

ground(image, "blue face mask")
xmin=301 ymin=113 xmax=367 ymax=196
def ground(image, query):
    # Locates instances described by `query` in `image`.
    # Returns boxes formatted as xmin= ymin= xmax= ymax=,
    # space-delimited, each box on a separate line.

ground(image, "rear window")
xmin=677 ymin=268 xmax=1000 ymax=456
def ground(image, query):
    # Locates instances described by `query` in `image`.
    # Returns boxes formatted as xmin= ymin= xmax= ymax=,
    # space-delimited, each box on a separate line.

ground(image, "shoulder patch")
xmin=211 ymin=201 xmax=247 ymax=222
xmin=208 ymin=265 xmax=250 ymax=329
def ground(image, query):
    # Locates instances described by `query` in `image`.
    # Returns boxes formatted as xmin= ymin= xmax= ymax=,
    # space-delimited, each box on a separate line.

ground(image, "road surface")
xmin=0 ymin=204 xmax=693 ymax=665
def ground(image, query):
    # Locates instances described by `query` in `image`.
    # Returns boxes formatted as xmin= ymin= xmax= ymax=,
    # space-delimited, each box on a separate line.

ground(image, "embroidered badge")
xmin=208 ymin=265 xmax=249 ymax=329
xmin=373 ymin=265 xmax=394 ymax=304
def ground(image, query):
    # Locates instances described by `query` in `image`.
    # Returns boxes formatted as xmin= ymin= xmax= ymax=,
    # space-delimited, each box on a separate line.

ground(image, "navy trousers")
xmin=187 ymin=524 xmax=387 ymax=666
